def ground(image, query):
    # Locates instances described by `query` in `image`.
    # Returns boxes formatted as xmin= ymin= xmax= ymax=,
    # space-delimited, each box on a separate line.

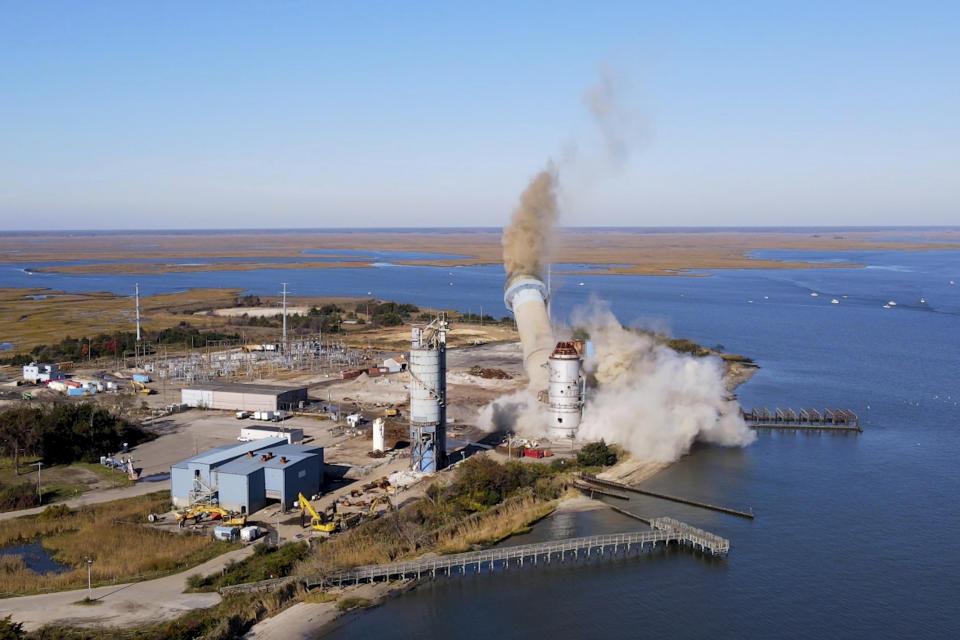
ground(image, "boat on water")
xmin=810 ymin=292 xmax=819 ymax=297
xmin=831 ymin=299 xmax=839 ymax=304
xmin=888 ymin=301 xmax=897 ymax=306
xmin=883 ymin=304 xmax=891 ymax=309
xmin=920 ymin=297 xmax=926 ymax=304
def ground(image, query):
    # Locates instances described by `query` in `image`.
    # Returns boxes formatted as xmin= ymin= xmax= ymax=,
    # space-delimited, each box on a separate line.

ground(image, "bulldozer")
xmin=176 ymin=505 xmax=246 ymax=528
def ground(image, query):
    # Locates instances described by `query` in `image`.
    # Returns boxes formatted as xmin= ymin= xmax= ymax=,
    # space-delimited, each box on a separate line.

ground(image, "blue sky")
xmin=1 ymin=1 xmax=957 ymax=229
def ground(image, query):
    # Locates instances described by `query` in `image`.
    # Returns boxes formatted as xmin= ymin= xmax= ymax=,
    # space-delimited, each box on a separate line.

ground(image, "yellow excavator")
xmin=368 ymin=495 xmax=394 ymax=516
xmin=130 ymin=380 xmax=154 ymax=395
xmin=298 ymin=492 xmax=337 ymax=533
xmin=176 ymin=505 xmax=246 ymax=528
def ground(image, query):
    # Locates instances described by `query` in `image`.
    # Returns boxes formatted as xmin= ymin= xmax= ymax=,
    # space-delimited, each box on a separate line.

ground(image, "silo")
xmin=372 ymin=418 xmax=385 ymax=453
xmin=548 ymin=341 xmax=584 ymax=438
xmin=409 ymin=316 xmax=448 ymax=472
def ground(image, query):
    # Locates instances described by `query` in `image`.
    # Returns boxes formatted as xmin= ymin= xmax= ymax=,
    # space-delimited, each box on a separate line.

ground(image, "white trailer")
xmin=238 ymin=426 xmax=303 ymax=444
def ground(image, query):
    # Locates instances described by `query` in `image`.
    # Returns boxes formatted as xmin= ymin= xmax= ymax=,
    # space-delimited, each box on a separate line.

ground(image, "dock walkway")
xmin=307 ymin=519 xmax=729 ymax=588
xmin=743 ymin=407 xmax=861 ymax=432
xmin=578 ymin=473 xmax=755 ymax=519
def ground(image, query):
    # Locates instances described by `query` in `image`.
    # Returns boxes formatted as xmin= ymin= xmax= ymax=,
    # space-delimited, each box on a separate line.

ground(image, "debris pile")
xmin=468 ymin=366 xmax=513 ymax=380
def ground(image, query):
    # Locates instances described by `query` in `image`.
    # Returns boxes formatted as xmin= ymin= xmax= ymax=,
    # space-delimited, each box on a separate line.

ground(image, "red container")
xmin=524 ymin=448 xmax=545 ymax=459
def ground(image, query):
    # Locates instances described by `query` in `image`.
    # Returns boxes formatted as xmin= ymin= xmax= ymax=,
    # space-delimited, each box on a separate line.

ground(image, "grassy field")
xmin=3 ymin=228 xmax=958 ymax=277
xmin=0 ymin=492 xmax=237 ymax=596
xmin=0 ymin=457 xmax=133 ymax=512
xmin=0 ymin=285 xmax=516 ymax=357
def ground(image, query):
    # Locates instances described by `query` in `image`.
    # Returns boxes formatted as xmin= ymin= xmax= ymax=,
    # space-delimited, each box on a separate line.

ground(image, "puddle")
xmin=0 ymin=542 xmax=71 ymax=574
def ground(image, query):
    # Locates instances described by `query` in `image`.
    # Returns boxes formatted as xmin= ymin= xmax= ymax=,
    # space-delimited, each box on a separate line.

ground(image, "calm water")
xmin=3 ymin=247 xmax=960 ymax=637
xmin=0 ymin=542 xmax=70 ymax=575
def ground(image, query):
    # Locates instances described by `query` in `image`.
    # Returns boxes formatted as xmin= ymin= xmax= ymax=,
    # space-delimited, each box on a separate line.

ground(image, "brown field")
xmin=0 ymin=285 xmax=514 ymax=356
xmin=3 ymin=228 xmax=958 ymax=276
xmin=0 ymin=492 xmax=236 ymax=596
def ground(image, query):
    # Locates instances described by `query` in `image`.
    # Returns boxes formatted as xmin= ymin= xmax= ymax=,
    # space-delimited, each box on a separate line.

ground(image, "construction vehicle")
xmin=21 ymin=392 xmax=32 ymax=400
xmin=367 ymin=495 xmax=394 ymax=516
xmin=176 ymin=505 xmax=246 ymax=528
xmin=384 ymin=407 xmax=399 ymax=417
xmin=298 ymin=492 xmax=337 ymax=533
xmin=130 ymin=380 xmax=154 ymax=395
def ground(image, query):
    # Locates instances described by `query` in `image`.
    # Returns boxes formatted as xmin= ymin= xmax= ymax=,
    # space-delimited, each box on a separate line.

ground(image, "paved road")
xmin=0 ymin=546 xmax=255 ymax=632
xmin=0 ymin=482 xmax=167 ymax=522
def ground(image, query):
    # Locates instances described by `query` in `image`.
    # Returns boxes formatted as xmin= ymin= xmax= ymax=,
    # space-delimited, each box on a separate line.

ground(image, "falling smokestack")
xmin=502 ymin=168 xmax=559 ymax=389
xmin=504 ymin=276 xmax=553 ymax=389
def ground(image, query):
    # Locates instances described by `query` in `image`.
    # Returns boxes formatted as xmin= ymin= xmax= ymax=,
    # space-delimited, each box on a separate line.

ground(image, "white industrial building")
xmin=181 ymin=383 xmax=308 ymax=412
xmin=23 ymin=362 xmax=61 ymax=383
xmin=383 ymin=356 xmax=407 ymax=373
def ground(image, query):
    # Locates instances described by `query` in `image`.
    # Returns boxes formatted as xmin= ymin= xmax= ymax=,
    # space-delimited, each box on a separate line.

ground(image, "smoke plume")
xmin=581 ymin=67 xmax=633 ymax=167
xmin=574 ymin=306 xmax=755 ymax=462
xmin=501 ymin=166 xmax=558 ymax=281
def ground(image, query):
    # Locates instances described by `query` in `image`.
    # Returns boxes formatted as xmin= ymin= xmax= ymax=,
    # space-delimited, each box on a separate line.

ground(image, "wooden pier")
xmin=307 ymin=519 xmax=729 ymax=588
xmin=742 ymin=407 xmax=861 ymax=432
xmin=578 ymin=474 xmax=755 ymax=519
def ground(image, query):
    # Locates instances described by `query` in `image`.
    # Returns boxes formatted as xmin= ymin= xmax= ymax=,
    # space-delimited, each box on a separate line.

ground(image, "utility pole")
xmin=135 ymin=283 xmax=142 ymax=366
xmin=32 ymin=461 xmax=43 ymax=500
xmin=281 ymin=283 xmax=288 ymax=352
xmin=86 ymin=557 xmax=93 ymax=600
xmin=135 ymin=283 xmax=141 ymax=340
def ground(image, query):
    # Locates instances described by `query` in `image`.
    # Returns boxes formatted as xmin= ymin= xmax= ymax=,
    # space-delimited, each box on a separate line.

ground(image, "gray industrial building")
xmin=180 ymin=382 xmax=308 ymax=412
xmin=170 ymin=437 xmax=323 ymax=513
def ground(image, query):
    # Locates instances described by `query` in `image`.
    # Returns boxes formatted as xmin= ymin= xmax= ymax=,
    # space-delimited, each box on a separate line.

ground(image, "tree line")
xmin=0 ymin=403 xmax=154 ymax=471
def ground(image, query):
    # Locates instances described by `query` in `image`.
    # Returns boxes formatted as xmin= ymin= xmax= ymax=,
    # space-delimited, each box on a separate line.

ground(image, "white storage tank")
xmin=548 ymin=341 xmax=584 ymax=439
xmin=372 ymin=417 xmax=386 ymax=452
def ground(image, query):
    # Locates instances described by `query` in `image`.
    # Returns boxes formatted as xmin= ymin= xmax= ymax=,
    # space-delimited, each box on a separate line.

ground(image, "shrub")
xmin=38 ymin=504 xmax=71 ymax=520
xmin=0 ymin=483 xmax=39 ymax=512
xmin=336 ymin=597 xmax=371 ymax=612
xmin=576 ymin=440 xmax=617 ymax=468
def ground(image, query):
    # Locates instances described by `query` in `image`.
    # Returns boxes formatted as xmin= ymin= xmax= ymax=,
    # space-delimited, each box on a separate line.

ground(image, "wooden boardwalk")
xmin=307 ymin=519 xmax=729 ymax=588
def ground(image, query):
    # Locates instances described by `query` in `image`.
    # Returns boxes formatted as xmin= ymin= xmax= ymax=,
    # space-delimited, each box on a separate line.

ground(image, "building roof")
xmin=182 ymin=382 xmax=306 ymax=395
xmin=175 ymin=437 xmax=288 ymax=467
xmin=217 ymin=451 xmax=314 ymax=475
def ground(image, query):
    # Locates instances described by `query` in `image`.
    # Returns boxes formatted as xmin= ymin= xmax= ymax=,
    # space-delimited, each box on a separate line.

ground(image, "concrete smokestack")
xmin=504 ymin=275 xmax=554 ymax=389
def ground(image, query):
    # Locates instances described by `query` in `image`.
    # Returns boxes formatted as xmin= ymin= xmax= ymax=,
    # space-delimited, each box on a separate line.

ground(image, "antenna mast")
xmin=135 ymin=283 xmax=141 ymax=341
xmin=281 ymin=282 xmax=288 ymax=351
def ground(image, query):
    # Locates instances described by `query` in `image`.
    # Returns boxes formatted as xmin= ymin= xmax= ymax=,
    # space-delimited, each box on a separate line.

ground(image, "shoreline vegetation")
xmin=2 ymin=228 xmax=958 ymax=277
xmin=0 ymin=492 xmax=237 ymax=597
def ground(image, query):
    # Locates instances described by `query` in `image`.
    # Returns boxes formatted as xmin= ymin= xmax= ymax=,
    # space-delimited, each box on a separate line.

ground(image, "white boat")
xmin=883 ymin=304 xmax=891 ymax=309
xmin=920 ymin=297 xmax=926 ymax=304
xmin=888 ymin=301 xmax=897 ymax=306
xmin=831 ymin=299 xmax=839 ymax=304
xmin=578 ymin=282 xmax=585 ymax=286
xmin=810 ymin=292 xmax=819 ymax=297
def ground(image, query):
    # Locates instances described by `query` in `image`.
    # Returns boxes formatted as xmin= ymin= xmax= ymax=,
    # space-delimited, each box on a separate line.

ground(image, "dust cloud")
xmin=573 ymin=306 xmax=755 ymax=462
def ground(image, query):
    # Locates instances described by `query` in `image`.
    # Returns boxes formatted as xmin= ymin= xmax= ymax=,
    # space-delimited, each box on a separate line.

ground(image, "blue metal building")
xmin=170 ymin=437 xmax=324 ymax=513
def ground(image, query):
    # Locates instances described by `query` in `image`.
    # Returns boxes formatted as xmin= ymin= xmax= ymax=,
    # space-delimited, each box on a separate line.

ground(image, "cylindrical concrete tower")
xmin=504 ymin=275 xmax=554 ymax=390
xmin=548 ymin=341 xmax=584 ymax=438
xmin=409 ymin=317 xmax=447 ymax=472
